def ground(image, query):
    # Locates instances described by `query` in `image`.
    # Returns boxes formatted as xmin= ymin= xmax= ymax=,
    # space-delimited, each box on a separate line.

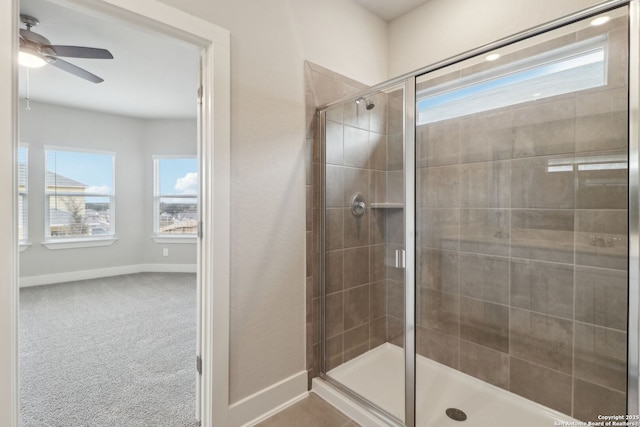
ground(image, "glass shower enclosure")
xmin=317 ymin=2 xmax=635 ymax=426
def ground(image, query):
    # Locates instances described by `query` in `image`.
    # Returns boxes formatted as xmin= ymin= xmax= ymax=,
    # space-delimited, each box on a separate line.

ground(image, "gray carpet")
xmin=19 ymin=272 xmax=198 ymax=427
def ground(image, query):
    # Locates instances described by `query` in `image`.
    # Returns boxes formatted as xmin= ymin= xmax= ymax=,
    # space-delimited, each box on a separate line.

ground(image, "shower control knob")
xmin=351 ymin=193 xmax=366 ymax=217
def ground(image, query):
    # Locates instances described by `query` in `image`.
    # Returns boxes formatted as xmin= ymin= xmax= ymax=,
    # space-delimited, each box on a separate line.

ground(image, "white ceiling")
xmin=18 ymin=0 xmax=200 ymax=119
xmin=353 ymin=0 xmax=432 ymax=21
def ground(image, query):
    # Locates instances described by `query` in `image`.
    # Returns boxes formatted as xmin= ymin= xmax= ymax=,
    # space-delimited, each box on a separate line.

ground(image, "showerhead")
xmin=355 ymin=97 xmax=375 ymax=110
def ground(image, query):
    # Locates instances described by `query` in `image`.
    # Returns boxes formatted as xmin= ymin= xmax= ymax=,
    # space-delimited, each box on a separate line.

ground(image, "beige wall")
xmin=388 ymin=0 xmax=605 ymax=77
xmin=156 ymin=0 xmax=388 ymax=403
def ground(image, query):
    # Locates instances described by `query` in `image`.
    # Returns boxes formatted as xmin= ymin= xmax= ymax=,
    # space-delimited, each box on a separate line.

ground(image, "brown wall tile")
xmin=343 ymin=167 xmax=371 ymax=208
xmin=370 ymin=132 xmax=387 ymax=171
xmin=417 ymin=120 xmax=461 ymax=167
xmin=510 ymin=308 xmax=573 ymax=373
xmin=573 ymin=379 xmax=627 ymax=423
xmin=325 ymin=250 xmax=343 ymax=295
xmin=369 ymin=244 xmax=386 ymax=283
xmin=418 ymin=208 xmax=459 ymax=251
xmin=459 ymin=109 xmax=513 ymax=164
xmin=343 ymin=126 xmax=370 ymax=169
xmin=370 ymin=280 xmax=386 ymax=320
xmin=344 ymin=285 xmax=370 ymax=330
xmin=460 ymin=161 xmax=510 ymax=208
xmin=575 ymin=266 xmax=627 ymax=330
xmin=387 ymin=133 xmax=403 ymax=171
xmin=575 ymin=151 xmax=628 ymax=209
xmin=326 ymin=334 xmax=343 ymax=371
xmin=459 ymin=339 xmax=509 ymax=389
xmin=459 ymin=209 xmax=509 ymax=256
xmin=387 ymin=316 xmax=404 ymax=348
xmin=343 ymin=208 xmax=369 ymax=248
xmin=574 ymin=322 xmax=627 ymax=392
xmin=510 ymin=357 xmax=572 ymax=414
xmin=460 ymin=297 xmax=509 ymax=353
xmin=575 ymin=209 xmax=628 ymax=270
xmin=369 ymin=209 xmax=386 ymax=245
xmin=418 ymin=248 xmax=459 ymax=294
xmin=512 ymin=97 xmax=575 ymax=158
xmin=459 ymin=253 xmax=509 ymax=304
xmin=575 ymin=87 xmax=628 ymax=153
xmin=344 ymin=323 xmax=370 ymax=362
xmin=510 ymin=259 xmax=573 ymax=319
xmin=419 ymin=165 xmax=460 ymax=208
xmin=343 ymin=246 xmax=369 ymax=289
xmin=325 ymin=208 xmax=344 ymax=251
xmin=416 ymin=327 xmax=459 ymax=369
xmin=325 ymin=120 xmax=344 ymax=165
xmin=326 ymin=293 xmax=343 ymax=339
xmin=511 ymin=155 xmax=575 ymax=209
xmin=370 ymin=316 xmax=387 ymax=348
xmin=386 ymin=280 xmax=404 ymax=321
xmin=510 ymin=209 xmax=574 ymax=263
xmin=418 ymin=289 xmax=459 ymax=335
xmin=325 ymin=165 xmax=344 ymax=208
xmin=387 ymin=90 xmax=404 ymax=134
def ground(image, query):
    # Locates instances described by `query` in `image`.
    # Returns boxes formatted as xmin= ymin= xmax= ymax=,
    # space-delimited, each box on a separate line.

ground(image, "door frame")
xmin=0 ymin=0 xmax=231 ymax=425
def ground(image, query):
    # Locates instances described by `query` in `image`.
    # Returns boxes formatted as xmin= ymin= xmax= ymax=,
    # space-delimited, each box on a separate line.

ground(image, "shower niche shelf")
xmin=369 ymin=202 xmax=403 ymax=209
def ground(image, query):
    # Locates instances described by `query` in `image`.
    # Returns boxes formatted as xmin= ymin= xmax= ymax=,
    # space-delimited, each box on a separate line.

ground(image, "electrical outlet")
xmin=163 ymin=248 xmax=169 ymax=257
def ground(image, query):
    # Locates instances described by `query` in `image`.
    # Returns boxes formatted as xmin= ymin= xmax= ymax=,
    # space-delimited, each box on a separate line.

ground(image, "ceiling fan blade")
xmin=48 ymin=45 xmax=113 ymax=59
xmin=48 ymin=58 xmax=104 ymax=83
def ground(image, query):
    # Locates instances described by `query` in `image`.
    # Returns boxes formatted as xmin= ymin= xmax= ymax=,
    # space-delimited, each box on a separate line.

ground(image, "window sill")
xmin=19 ymin=242 xmax=31 ymax=252
xmin=151 ymin=235 xmax=197 ymax=244
xmin=42 ymin=237 xmax=118 ymax=250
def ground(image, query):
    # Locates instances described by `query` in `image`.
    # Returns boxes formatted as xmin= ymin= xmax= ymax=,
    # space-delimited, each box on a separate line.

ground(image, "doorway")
xmin=0 ymin=0 xmax=231 ymax=425
xmin=17 ymin=0 xmax=199 ymax=424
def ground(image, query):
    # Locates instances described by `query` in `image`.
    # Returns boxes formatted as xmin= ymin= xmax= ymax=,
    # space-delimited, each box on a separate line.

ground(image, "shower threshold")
xmin=313 ymin=343 xmax=580 ymax=427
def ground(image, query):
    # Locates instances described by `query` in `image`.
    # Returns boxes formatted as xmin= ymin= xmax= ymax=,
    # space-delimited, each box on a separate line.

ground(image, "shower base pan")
xmin=313 ymin=343 xmax=580 ymax=427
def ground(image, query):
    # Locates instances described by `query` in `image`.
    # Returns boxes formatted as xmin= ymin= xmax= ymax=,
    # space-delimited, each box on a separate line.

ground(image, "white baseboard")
xmin=230 ymin=370 xmax=309 ymax=427
xmin=19 ymin=263 xmax=197 ymax=287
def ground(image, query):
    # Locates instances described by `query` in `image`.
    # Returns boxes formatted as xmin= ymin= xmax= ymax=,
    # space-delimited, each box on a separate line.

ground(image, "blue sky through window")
xmin=46 ymin=150 xmax=113 ymax=194
xmin=417 ymin=39 xmax=606 ymax=124
xmin=158 ymin=157 xmax=198 ymax=196
xmin=45 ymin=151 xmax=198 ymax=199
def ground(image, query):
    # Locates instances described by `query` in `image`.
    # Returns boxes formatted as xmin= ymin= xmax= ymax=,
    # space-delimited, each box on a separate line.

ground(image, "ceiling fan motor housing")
xmin=19 ymin=28 xmax=57 ymax=60
xmin=18 ymin=13 xmax=113 ymax=83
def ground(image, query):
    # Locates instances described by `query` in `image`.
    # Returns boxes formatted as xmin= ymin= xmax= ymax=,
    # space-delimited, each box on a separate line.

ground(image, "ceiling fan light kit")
xmin=18 ymin=14 xmax=114 ymax=83
xmin=18 ymin=47 xmax=48 ymax=68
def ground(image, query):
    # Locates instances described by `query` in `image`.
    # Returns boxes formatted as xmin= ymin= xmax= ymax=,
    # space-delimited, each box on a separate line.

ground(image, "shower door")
xmin=414 ymin=6 xmax=629 ymax=426
xmin=320 ymin=81 xmax=412 ymax=425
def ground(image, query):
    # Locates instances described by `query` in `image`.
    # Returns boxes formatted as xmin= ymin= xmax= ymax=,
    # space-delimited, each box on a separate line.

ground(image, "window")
xmin=45 ymin=148 xmax=115 ymax=239
xmin=153 ymin=156 xmax=198 ymax=236
xmin=417 ymin=36 xmax=607 ymax=124
xmin=18 ymin=145 xmax=28 ymax=242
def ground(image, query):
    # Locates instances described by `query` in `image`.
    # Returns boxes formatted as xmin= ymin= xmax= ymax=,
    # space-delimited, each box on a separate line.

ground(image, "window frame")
xmin=18 ymin=144 xmax=29 ymax=251
xmin=43 ymin=146 xmax=117 ymax=249
xmin=152 ymin=154 xmax=198 ymax=242
xmin=416 ymin=35 xmax=609 ymax=125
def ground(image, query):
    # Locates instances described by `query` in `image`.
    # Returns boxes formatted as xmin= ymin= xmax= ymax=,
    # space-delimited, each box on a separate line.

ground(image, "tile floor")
xmin=255 ymin=393 xmax=361 ymax=427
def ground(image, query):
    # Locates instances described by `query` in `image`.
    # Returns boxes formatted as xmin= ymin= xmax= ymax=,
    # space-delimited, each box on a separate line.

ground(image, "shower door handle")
xmin=395 ymin=249 xmax=406 ymax=269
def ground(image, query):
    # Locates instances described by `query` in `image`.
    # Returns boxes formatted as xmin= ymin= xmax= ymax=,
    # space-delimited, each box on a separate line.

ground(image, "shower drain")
xmin=445 ymin=408 xmax=468 ymax=422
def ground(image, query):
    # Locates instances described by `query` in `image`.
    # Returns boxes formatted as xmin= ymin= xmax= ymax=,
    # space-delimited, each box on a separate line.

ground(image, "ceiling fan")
xmin=19 ymin=14 xmax=113 ymax=83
